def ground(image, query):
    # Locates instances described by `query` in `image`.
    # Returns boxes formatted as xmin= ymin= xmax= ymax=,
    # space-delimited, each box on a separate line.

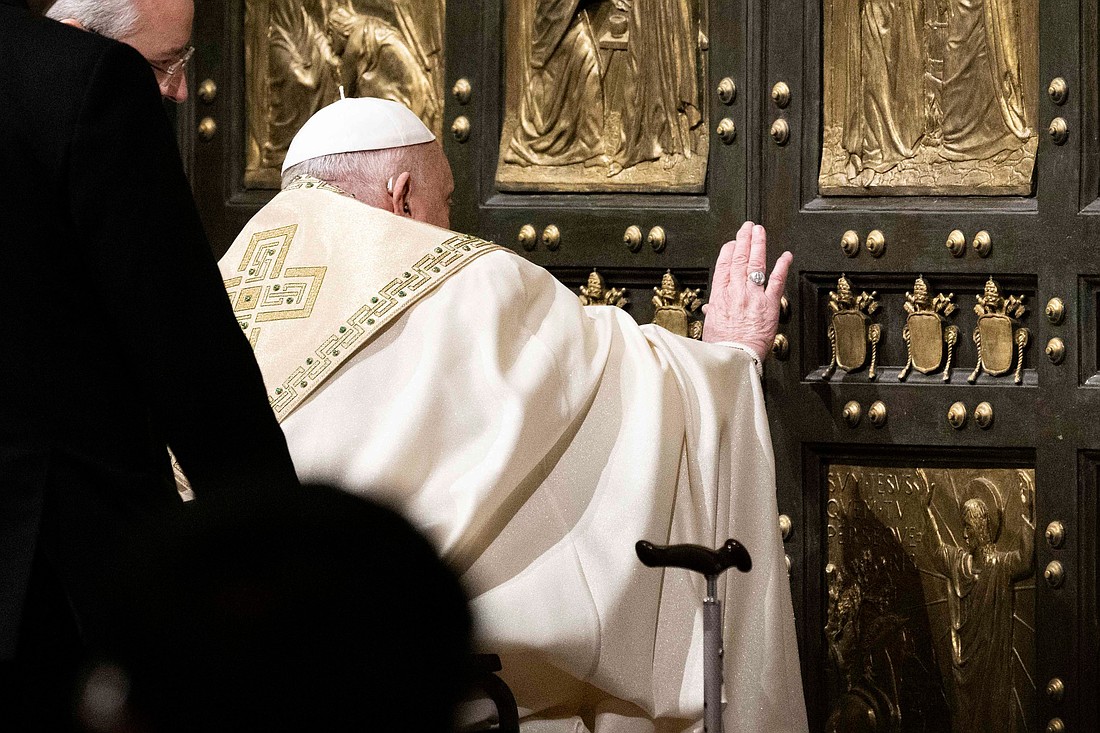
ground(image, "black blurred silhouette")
xmin=79 ymin=485 xmax=472 ymax=733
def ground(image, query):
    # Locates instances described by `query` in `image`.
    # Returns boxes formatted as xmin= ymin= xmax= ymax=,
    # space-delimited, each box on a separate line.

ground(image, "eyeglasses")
xmin=148 ymin=45 xmax=195 ymax=77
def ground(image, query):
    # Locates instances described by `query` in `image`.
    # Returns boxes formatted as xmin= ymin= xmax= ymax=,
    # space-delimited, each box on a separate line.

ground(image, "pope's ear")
xmin=58 ymin=19 xmax=87 ymax=30
xmin=390 ymin=171 xmax=412 ymax=217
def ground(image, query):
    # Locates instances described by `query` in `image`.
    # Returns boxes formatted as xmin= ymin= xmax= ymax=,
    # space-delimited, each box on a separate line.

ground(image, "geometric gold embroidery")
xmin=268 ymin=232 xmax=502 ymax=418
xmin=223 ymin=223 xmax=327 ymax=348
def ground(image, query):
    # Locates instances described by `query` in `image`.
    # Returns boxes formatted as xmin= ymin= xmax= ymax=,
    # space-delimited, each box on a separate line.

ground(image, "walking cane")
xmin=635 ymin=539 xmax=752 ymax=733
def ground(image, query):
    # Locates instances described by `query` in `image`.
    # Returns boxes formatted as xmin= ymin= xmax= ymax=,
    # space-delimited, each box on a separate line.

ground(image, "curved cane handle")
xmin=635 ymin=539 xmax=752 ymax=577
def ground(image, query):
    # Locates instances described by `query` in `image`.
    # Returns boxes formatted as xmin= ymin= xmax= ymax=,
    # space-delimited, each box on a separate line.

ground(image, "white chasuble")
xmin=217 ymin=182 xmax=808 ymax=733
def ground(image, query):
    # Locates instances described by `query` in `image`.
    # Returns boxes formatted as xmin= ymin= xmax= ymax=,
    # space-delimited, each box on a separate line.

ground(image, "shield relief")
xmin=833 ymin=311 xmax=869 ymax=371
xmin=978 ymin=314 xmax=1015 ymax=375
xmin=908 ymin=313 xmax=945 ymax=374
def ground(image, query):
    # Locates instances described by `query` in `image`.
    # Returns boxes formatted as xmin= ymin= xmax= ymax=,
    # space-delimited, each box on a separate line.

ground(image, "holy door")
xmin=180 ymin=0 xmax=1095 ymax=729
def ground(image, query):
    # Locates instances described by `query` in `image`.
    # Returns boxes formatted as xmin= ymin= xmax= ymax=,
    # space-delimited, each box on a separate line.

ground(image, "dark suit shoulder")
xmin=0 ymin=8 xmax=162 ymax=184
xmin=0 ymin=8 xmax=156 ymax=126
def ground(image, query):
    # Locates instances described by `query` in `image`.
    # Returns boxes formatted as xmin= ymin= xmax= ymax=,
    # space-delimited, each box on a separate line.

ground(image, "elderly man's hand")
xmin=701 ymin=221 xmax=793 ymax=360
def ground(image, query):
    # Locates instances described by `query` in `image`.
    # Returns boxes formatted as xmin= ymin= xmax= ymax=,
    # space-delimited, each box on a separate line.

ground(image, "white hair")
xmin=281 ymin=144 xmax=434 ymax=203
xmin=47 ymin=0 xmax=141 ymax=38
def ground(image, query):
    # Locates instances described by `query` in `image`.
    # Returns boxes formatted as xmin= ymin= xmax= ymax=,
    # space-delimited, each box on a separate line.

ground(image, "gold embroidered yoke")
xmin=219 ymin=177 xmax=502 ymax=421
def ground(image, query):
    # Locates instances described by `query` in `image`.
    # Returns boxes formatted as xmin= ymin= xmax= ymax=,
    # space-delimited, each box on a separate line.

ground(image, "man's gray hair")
xmin=46 ymin=0 xmax=141 ymax=38
xmin=281 ymin=144 xmax=432 ymax=200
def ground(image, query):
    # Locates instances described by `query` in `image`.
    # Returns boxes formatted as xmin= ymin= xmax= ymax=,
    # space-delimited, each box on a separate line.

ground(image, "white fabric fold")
xmin=280 ymin=248 xmax=807 ymax=732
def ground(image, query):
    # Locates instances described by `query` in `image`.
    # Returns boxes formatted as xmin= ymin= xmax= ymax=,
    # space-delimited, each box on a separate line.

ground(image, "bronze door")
xmin=761 ymin=0 xmax=1093 ymax=730
xmin=180 ymin=0 xmax=1094 ymax=730
xmin=186 ymin=0 xmax=747 ymax=325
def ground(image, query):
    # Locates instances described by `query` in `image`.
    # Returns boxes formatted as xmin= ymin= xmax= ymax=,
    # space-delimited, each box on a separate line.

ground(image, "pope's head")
xmin=281 ymin=98 xmax=454 ymax=230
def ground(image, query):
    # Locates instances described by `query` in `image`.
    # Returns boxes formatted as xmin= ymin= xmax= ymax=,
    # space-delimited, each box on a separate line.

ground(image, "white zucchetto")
xmin=282 ymin=97 xmax=436 ymax=173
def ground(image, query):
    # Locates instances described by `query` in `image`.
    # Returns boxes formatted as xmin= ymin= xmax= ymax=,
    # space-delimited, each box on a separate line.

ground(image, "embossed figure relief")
xmin=651 ymin=270 xmax=703 ymax=339
xmin=498 ymin=0 xmax=709 ymax=192
xmin=826 ymin=465 xmax=1036 ymax=732
xmin=820 ymin=0 xmax=1037 ymax=194
xmin=246 ymin=0 xmax=445 ymax=188
xmin=824 ymin=275 xmax=881 ymax=380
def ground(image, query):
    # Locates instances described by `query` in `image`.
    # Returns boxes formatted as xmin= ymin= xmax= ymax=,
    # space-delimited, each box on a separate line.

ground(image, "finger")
xmin=764 ymin=251 xmax=793 ymax=302
xmin=729 ymin=221 xmax=753 ymax=284
xmin=747 ymin=224 xmax=767 ymax=276
xmin=710 ymin=239 xmax=736 ymax=294
xmin=710 ymin=221 xmax=752 ymax=296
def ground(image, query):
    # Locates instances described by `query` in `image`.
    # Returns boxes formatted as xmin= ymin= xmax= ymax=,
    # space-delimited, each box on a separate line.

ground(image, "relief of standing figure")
xmin=920 ymin=470 xmax=1035 ymax=732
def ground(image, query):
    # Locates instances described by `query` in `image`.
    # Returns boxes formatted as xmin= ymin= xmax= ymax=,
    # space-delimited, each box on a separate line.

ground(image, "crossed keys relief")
xmin=223 ymin=224 xmax=328 ymax=348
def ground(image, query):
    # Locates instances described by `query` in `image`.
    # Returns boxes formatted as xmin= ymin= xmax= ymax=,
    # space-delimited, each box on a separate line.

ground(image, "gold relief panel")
xmin=826 ymin=465 xmax=1036 ymax=732
xmin=819 ymin=0 xmax=1038 ymax=195
xmin=246 ymin=0 xmax=446 ymax=188
xmin=497 ymin=0 xmax=709 ymax=193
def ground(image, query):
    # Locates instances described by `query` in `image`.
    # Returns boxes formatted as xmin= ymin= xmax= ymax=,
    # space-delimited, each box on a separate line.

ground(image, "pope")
xmin=210 ymin=97 xmax=807 ymax=733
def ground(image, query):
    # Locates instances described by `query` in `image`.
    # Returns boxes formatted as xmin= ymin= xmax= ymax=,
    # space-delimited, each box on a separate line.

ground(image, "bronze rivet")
xmin=717 ymin=77 xmax=736 ymax=105
xmin=1046 ymin=298 xmax=1066 ymax=325
xmin=842 ymin=401 xmax=862 ymax=428
xmin=1048 ymin=77 xmax=1069 ymax=105
xmin=840 ymin=230 xmax=860 ymax=258
xmin=770 ymin=118 xmax=790 ymax=146
xmin=1043 ymin=560 xmax=1065 ymax=588
xmin=452 ymin=78 xmax=472 ymax=105
xmin=623 ymin=225 xmax=643 ymax=252
xmin=778 ymin=515 xmax=792 ymax=541
xmin=771 ymin=81 xmax=791 ymax=109
xmin=974 ymin=402 xmax=994 ymax=429
xmin=1046 ymin=337 xmax=1066 ymax=365
xmin=947 ymin=402 xmax=968 ymax=430
xmin=717 ymin=118 xmax=736 ymax=145
xmin=972 ymin=230 xmax=992 ymax=258
xmin=868 ymin=400 xmax=887 ymax=428
xmin=451 ymin=115 xmax=471 ymax=143
xmin=647 ymin=226 xmax=666 ymax=253
xmin=865 ymin=230 xmax=886 ymax=258
xmin=518 ymin=224 xmax=537 ymax=251
xmin=197 ymin=79 xmax=217 ymax=104
xmin=1049 ymin=117 xmax=1069 ymax=145
xmin=542 ymin=224 xmax=561 ymax=251
xmin=1046 ymin=718 xmax=1065 ymax=733
xmin=1045 ymin=521 xmax=1066 ymax=549
xmin=197 ymin=117 xmax=217 ymax=141
xmin=1045 ymin=677 xmax=1065 ymax=703
xmin=946 ymin=229 xmax=966 ymax=257
xmin=772 ymin=333 xmax=789 ymax=361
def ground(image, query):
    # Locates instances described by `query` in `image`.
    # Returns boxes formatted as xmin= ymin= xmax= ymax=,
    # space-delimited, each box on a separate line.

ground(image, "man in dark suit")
xmin=0 ymin=0 xmax=301 ymax=727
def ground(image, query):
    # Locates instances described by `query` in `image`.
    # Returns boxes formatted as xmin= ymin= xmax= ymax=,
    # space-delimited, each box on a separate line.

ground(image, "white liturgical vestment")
xmin=216 ymin=180 xmax=807 ymax=733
